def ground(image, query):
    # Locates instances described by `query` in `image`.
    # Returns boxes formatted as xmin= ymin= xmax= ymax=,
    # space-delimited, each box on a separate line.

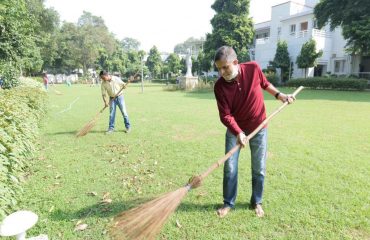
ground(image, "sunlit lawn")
xmin=19 ymin=83 xmax=370 ymax=239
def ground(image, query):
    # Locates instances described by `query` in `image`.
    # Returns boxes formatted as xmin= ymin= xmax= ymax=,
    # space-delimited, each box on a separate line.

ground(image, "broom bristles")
xmin=75 ymin=112 xmax=101 ymax=137
xmin=110 ymin=186 xmax=189 ymax=240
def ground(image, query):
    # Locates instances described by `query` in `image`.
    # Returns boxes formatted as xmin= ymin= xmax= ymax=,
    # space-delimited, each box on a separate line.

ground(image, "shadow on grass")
xmin=46 ymin=130 xmax=106 ymax=136
xmin=184 ymin=88 xmax=370 ymax=102
xmin=49 ymin=196 xmax=156 ymax=221
xmin=50 ymin=202 xmax=129 ymax=221
xmin=49 ymin=196 xmax=250 ymax=222
xmin=176 ymin=201 xmax=251 ymax=212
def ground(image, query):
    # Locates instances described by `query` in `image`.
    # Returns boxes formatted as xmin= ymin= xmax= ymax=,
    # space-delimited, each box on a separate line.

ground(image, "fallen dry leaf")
xmin=101 ymin=198 xmax=112 ymax=204
xmin=102 ymin=207 xmax=111 ymax=213
xmin=196 ymin=192 xmax=207 ymax=198
xmin=48 ymin=206 xmax=55 ymax=213
xmin=87 ymin=191 xmax=98 ymax=196
xmin=176 ymin=219 xmax=182 ymax=228
xmin=74 ymin=223 xmax=88 ymax=231
xmin=102 ymin=192 xmax=110 ymax=200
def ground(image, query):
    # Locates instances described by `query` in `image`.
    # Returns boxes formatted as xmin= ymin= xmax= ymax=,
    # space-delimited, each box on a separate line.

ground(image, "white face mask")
xmin=223 ymin=64 xmax=239 ymax=81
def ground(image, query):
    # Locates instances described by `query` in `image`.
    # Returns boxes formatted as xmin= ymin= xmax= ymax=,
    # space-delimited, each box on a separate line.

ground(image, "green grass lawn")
xmin=18 ymin=83 xmax=370 ymax=239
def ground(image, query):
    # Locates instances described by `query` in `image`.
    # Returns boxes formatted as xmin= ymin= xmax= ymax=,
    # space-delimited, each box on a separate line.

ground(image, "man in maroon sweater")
xmin=213 ymin=46 xmax=295 ymax=218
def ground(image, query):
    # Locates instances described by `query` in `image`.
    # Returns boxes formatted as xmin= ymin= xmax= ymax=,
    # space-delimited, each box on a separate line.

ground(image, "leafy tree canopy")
xmin=296 ymin=39 xmax=323 ymax=77
xmin=121 ymin=37 xmax=141 ymax=52
xmin=314 ymin=0 xmax=370 ymax=55
xmin=204 ymin=0 xmax=254 ymax=63
xmin=146 ymin=46 xmax=162 ymax=78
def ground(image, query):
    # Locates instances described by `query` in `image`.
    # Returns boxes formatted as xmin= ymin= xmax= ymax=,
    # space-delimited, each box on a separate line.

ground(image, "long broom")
xmin=110 ymin=86 xmax=304 ymax=240
xmin=75 ymin=73 xmax=138 ymax=137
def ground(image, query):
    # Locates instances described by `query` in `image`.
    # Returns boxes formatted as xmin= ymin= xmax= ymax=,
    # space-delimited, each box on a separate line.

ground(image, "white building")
xmin=252 ymin=0 xmax=370 ymax=79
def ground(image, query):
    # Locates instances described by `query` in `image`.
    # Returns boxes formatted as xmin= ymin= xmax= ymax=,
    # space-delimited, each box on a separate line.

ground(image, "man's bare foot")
xmin=254 ymin=204 xmax=264 ymax=217
xmin=216 ymin=206 xmax=231 ymax=218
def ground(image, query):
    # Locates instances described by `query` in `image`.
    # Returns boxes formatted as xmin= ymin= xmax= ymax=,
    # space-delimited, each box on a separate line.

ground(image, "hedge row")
xmin=0 ymin=78 xmax=46 ymax=218
xmin=286 ymin=77 xmax=368 ymax=90
xmin=151 ymin=79 xmax=177 ymax=84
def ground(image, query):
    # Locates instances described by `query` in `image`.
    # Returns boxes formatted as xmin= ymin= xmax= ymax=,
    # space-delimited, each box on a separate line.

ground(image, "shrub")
xmin=0 ymin=78 xmax=46 ymax=217
xmin=264 ymin=72 xmax=280 ymax=86
xmin=163 ymin=84 xmax=181 ymax=91
xmin=0 ymin=61 xmax=20 ymax=89
xmin=286 ymin=77 xmax=368 ymax=91
xmin=151 ymin=79 xmax=177 ymax=84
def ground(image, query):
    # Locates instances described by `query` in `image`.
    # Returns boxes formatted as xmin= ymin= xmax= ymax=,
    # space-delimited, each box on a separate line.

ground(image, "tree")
xmin=75 ymin=11 xmax=117 ymax=75
xmin=174 ymin=37 xmax=205 ymax=55
xmin=77 ymin=11 xmax=106 ymax=28
xmin=0 ymin=0 xmax=41 ymax=86
xmin=121 ymin=37 xmax=140 ymax=52
xmin=96 ymin=44 xmax=128 ymax=75
xmin=166 ymin=53 xmax=181 ymax=75
xmin=296 ymin=39 xmax=323 ymax=78
xmin=204 ymin=0 xmax=254 ymax=63
xmin=180 ymin=58 xmax=187 ymax=75
xmin=125 ymin=50 xmax=142 ymax=77
xmin=270 ymin=40 xmax=290 ymax=82
xmin=192 ymin=56 xmax=200 ymax=76
xmin=200 ymin=50 xmax=213 ymax=80
xmin=146 ymin=46 xmax=162 ymax=79
xmin=314 ymin=0 xmax=370 ymax=55
xmin=25 ymin=0 xmax=60 ymax=74
xmin=52 ymin=22 xmax=81 ymax=74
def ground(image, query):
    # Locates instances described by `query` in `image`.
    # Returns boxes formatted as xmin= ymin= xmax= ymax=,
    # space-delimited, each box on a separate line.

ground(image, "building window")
xmin=256 ymin=32 xmax=269 ymax=39
xmin=334 ymin=60 xmax=346 ymax=73
xmin=277 ymin=27 xmax=281 ymax=36
xmin=290 ymin=24 xmax=296 ymax=35
xmin=313 ymin=19 xmax=318 ymax=29
xmin=300 ymin=22 xmax=308 ymax=31
xmin=334 ymin=61 xmax=340 ymax=73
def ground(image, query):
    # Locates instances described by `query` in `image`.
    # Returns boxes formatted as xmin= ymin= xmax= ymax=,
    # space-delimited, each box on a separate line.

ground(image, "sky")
xmin=45 ymin=0 xmax=284 ymax=53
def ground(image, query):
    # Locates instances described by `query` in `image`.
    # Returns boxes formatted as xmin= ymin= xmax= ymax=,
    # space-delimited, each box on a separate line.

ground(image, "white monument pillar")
xmin=179 ymin=48 xmax=198 ymax=90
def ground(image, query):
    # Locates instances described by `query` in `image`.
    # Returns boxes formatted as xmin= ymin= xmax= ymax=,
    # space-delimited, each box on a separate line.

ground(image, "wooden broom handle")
xmin=199 ymin=86 xmax=304 ymax=180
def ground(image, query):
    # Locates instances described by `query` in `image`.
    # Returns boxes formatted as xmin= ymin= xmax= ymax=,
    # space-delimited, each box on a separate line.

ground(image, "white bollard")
xmin=0 ymin=210 xmax=48 ymax=240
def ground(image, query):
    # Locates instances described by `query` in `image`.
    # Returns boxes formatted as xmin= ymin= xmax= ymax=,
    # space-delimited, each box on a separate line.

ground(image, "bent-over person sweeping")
xmin=100 ymin=70 xmax=131 ymax=134
xmin=213 ymin=46 xmax=295 ymax=218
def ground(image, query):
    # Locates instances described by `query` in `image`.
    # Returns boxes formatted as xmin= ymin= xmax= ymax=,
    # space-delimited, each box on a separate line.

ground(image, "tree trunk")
xmin=281 ymin=69 xmax=284 ymax=83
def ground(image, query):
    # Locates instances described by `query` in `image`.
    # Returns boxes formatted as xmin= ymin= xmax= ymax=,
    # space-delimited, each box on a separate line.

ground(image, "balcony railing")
xmin=289 ymin=29 xmax=331 ymax=39
xmin=289 ymin=30 xmax=308 ymax=38
xmin=256 ymin=37 xmax=270 ymax=45
xmin=312 ymin=29 xmax=331 ymax=38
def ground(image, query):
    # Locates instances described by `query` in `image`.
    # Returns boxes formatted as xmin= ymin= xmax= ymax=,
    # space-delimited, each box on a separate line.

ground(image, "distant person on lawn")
xmin=42 ymin=73 xmax=49 ymax=91
xmin=100 ymin=70 xmax=131 ymax=134
xmin=213 ymin=46 xmax=295 ymax=218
